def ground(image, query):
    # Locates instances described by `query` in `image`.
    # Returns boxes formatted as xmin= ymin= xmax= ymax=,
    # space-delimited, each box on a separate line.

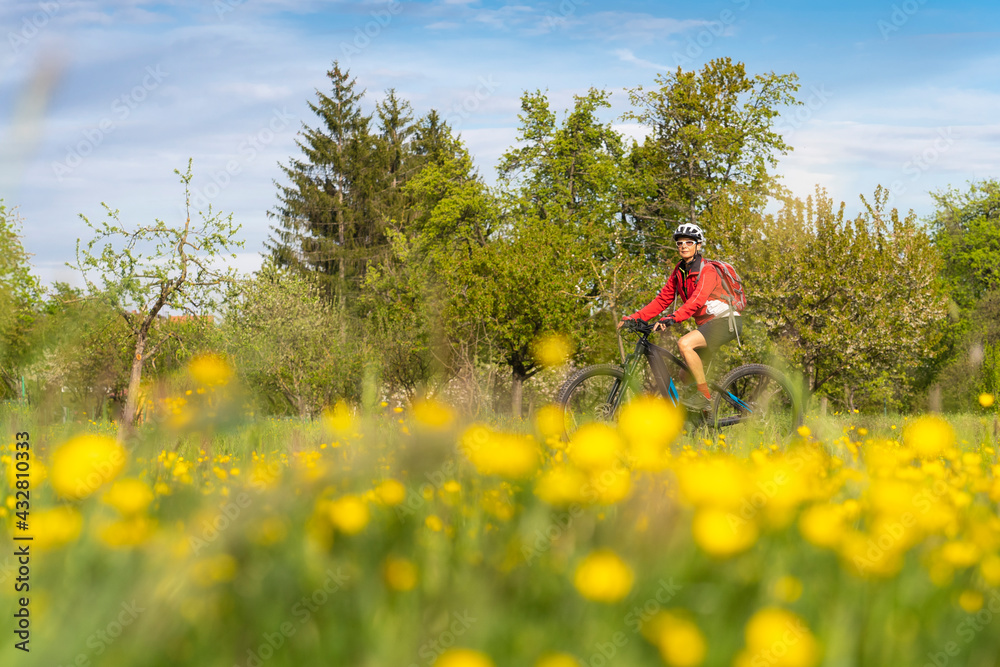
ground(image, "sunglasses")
xmin=676 ymin=240 xmax=697 ymax=248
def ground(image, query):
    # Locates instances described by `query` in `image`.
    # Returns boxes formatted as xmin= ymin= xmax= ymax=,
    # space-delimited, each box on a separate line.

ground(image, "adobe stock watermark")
xmin=214 ymin=0 xmax=246 ymax=20
xmin=878 ymin=0 xmax=929 ymax=40
xmin=51 ymin=66 xmax=169 ymax=181
xmin=582 ymin=578 xmax=683 ymax=667
xmin=8 ymin=1 xmax=60 ymax=53
xmin=55 ymin=599 xmax=145 ymax=667
xmin=672 ymin=0 xmax=751 ymax=68
xmin=541 ymin=0 xmax=579 ymax=32
xmin=188 ymin=107 xmax=295 ymax=210
xmin=236 ymin=567 xmax=350 ymax=667
xmin=924 ymin=590 xmax=1000 ymax=667
xmin=774 ymin=84 xmax=833 ymax=140
xmin=339 ymin=0 xmax=403 ymax=63
xmin=407 ymin=611 xmax=477 ymax=667
xmin=445 ymin=76 xmax=499 ymax=130
xmin=885 ymin=127 xmax=956 ymax=208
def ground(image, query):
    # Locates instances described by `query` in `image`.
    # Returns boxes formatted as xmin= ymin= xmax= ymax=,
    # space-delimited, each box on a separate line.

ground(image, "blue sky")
xmin=2 ymin=0 xmax=999 ymax=286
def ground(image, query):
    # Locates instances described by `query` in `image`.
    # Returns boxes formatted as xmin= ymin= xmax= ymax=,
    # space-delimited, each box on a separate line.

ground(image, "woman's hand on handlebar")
xmin=653 ymin=314 xmax=676 ymax=332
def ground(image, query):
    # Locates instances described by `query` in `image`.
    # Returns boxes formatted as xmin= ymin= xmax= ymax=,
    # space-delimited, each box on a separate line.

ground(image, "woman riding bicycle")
xmin=618 ymin=223 xmax=743 ymax=411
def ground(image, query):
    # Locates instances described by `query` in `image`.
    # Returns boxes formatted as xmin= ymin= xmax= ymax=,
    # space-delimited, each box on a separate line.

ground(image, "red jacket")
xmin=631 ymin=256 xmax=732 ymax=326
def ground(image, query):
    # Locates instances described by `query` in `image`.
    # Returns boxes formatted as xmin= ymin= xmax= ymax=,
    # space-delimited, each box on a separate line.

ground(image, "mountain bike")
xmin=555 ymin=318 xmax=801 ymax=437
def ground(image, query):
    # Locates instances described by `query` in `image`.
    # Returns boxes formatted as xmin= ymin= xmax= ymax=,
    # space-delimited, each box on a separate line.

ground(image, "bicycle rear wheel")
xmin=556 ymin=364 xmax=629 ymax=437
xmin=710 ymin=364 xmax=801 ymax=436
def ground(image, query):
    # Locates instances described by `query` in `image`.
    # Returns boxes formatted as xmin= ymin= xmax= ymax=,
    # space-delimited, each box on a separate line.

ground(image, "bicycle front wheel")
xmin=556 ymin=364 xmax=629 ymax=437
xmin=710 ymin=364 xmax=802 ymax=436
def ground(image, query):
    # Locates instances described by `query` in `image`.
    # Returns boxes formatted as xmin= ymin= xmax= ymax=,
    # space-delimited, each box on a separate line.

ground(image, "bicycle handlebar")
xmin=620 ymin=318 xmax=654 ymax=335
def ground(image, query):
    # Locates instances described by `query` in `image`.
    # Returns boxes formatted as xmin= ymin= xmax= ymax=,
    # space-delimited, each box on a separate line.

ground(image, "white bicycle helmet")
xmin=672 ymin=222 xmax=705 ymax=245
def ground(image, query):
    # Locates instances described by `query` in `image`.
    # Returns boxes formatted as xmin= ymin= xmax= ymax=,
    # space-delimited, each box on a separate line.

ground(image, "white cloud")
xmin=613 ymin=48 xmax=671 ymax=71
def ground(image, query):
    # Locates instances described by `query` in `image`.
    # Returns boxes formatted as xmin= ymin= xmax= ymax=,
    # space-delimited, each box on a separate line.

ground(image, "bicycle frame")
xmin=618 ymin=324 xmax=754 ymax=416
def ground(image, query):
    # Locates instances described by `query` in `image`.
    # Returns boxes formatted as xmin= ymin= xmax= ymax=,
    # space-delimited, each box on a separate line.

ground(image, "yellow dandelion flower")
xmin=374 ymin=479 xmax=407 ymax=506
xmin=188 ymin=353 xmax=232 ymax=386
xmin=328 ymin=495 xmax=370 ymax=535
xmin=691 ymin=507 xmax=758 ymax=558
xmin=102 ymin=478 xmax=154 ymax=516
xmin=535 ymin=466 xmax=590 ymax=506
xmin=412 ymin=398 xmax=456 ymax=431
xmin=50 ymin=434 xmax=126 ymax=500
xmin=533 ymin=333 xmax=573 ymax=367
xmin=799 ymin=504 xmax=847 ymax=549
xmin=30 ymin=505 xmax=83 ymax=551
xmin=573 ymin=549 xmax=634 ymax=603
xmin=190 ymin=554 xmax=238 ymax=587
xmin=425 ymin=515 xmax=444 ymax=532
xmin=772 ymin=576 xmax=803 ymax=603
xmin=796 ymin=425 xmax=811 ymax=438
xmin=98 ymin=516 xmax=154 ymax=548
xmin=433 ymin=649 xmax=495 ymax=667
xmin=619 ymin=395 xmax=683 ymax=471
xmin=461 ymin=427 xmax=539 ymax=479
xmin=568 ymin=423 xmax=622 ymax=471
xmin=979 ymin=554 xmax=1000 ymax=586
xmin=644 ymin=610 xmax=707 ymax=667
xmin=535 ymin=404 xmax=567 ymax=440
xmin=903 ymin=414 xmax=954 ymax=459
xmin=383 ymin=556 xmax=418 ymax=592
xmin=741 ymin=607 xmax=819 ymax=667
xmin=980 ymin=393 xmax=995 ymax=408
xmin=249 ymin=517 xmax=288 ymax=546
xmin=535 ymin=653 xmax=581 ymax=667
xmin=323 ymin=401 xmax=356 ymax=435
xmin=675 ymin=458 xmax=748 ymax=510
xmin=958 ymin=590 xmax=984 ymax=613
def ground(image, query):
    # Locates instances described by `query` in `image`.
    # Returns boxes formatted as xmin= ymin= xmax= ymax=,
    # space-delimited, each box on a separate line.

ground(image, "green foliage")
xmin=72 ymin=161 xmax=243 ymax=427
xmin=625 ymin=57 xmax=800 ymax=236
xmin=0 ymin=202 xmax=43 ymax=398
xmin=225 ymin=262 xmax=362 ymax=417
xmin=746 ymin=186 xmax=947 ymax=410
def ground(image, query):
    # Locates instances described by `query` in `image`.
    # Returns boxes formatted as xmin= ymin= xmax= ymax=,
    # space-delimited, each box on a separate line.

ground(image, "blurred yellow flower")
xmin=328 ymin=495 xmax=370 ymax=535
xmin=643 ymin=610 xmax=707 ymax=667
xmin=958 ymin=589 xmax=984 ymax=612
xmin=425 ymin=515 xmax=443 ymax=532
xmin=980 ymin=393 xmax=995 ymax=408
xmin=535 ymin=652 xmax=581 ymax=667
xmin=535 ymin=404 xmax=566 ymax=440
xmin=772 ymin=576 xmax=803 ymax=603
xmin=568 ymin=423 xmax=622 ymax=471
xmin=461 ymin=426 xmax=539 ymax=479
xmin=979 ymin=554 xmax=1000 ymax=586
xmin=99 ymin=516 xmax=154 ymax=548
xmin=188 ymin=353 xmax=232 ymax=386
xmin=434 ymin=649 xmax=495 ymax=667
xmin=535 ymin=466 xmax=590 ymax=506
xmin=412 ymin=398 xmax=456 ymax=431
xmin=374 ymin=479 xmax=407 ymax=506
xmin=676 ymin=458 xmax=748 ymax=510
xmin=249 ymin=517 xmax=288 ymax=546
xmin=799 ymin=504 xmax=848 ymax=549
xmin=383 ymin=556 xmax=418 ymax=592
xmin=573 ymin=549 xmax=634 ymax=603
xmin=102 ymin=478 xmax=154 ymax=516
xmin=796 ymin=425 xmax=811 ymax=438
xmin=324 ymin=401 xmax=356 ymax=435
xmin=190 ymin=553 xmax=238 ymax=587
xmin=618 ymin=395 xmax=684 ymax=460
xmin=739 ymin=607 xmax=819 ymax=667
xmin=533 ymin=333 xmax=573 ymax=367
xmin=904 ymin=414 xmax=954 ymax=459
xmin=30 ymin=505 xmax=83 ymax=550
xmin=50 ymin=434 xmax=126 ymax=500
xmin=691 ymin=507 xmax=758 ymax=558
